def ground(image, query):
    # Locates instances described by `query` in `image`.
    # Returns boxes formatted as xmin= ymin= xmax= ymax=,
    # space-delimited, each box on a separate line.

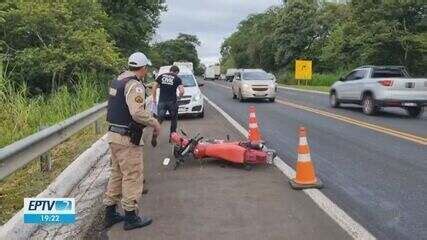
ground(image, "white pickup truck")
xmin=330 ymin=66 xmax=427 ymax=118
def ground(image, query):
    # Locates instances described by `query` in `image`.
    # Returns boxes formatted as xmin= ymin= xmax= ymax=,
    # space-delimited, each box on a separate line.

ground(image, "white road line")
xmin=202 ymin=94 xmax=376 ymax=240
xmin=278 ymin=85 xmax=329 ymax=95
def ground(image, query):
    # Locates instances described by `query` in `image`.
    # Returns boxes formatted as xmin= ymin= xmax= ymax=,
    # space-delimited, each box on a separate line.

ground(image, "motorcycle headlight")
xmin=193 ymin=94 xmax=201 ymax=102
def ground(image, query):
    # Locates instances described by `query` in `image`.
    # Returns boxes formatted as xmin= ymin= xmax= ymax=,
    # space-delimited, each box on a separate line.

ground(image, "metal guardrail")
xmin=0 ymin=101 xmax=108 ymax=180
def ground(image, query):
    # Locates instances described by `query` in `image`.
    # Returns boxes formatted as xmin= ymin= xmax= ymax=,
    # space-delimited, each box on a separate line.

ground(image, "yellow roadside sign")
xmin=295 ymin=60 xmax=312 ymax=80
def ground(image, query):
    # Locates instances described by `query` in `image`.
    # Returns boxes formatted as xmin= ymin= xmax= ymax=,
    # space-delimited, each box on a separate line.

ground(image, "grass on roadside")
xmin=275 ymin=70 xmax=347 ymax=93
xmin=279 ymin=84 xmax=330 ymax=93
xmin=276 ymin=70 xmax=348 ymax=87
xmin=0 ymin=61 xmax=110 ymax=224
xmin=0 ymin=62 xmax=108 ymax=148
xmin=0 ymin=120 xmax=108 ymax=224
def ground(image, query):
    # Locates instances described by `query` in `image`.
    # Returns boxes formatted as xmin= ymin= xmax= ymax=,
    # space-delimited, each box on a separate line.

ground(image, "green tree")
xmin=220 ymin=2 xmax=346 ymax=72
xmin=0 ymin=0 xmax=121 ymax=93
xmin=152 ymin=33 xmax=202 ymax=73
xmin=273 ymin=0 xmax=319 ymax=68
xmin=321 ymin=0 xmax=426 ymax=76
xmin=100 ymin=0 xmax=166 ymax=56
xmin=220 ymin=15 xmax=255 ymax=69
xmin=177 ymin=33 xmax=201 ymax=46
xmin=311 ymin=2 xmax=351 ymax=71
xmin=233 ymin=8 xmax=280 ymax=71
xmin=221 ymin=0 xmax=425 ymax=77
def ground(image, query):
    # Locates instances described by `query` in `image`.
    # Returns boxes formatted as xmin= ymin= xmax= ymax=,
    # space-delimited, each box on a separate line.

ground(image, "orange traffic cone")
xmin=289 ymin=127 xmax=323 ymax=190
xmin=248 ymin=106 xmax=262 ymax=142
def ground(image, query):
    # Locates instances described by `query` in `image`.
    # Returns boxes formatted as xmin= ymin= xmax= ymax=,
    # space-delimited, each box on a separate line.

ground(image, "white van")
xmin=204 ymin=65 xmax=220 ymax=80
xmin=226 ymin=68 xmax=238 ymax=81
xmin=154 ymin=66 xmax=204 ymax=118
xmin=173 ymin=62 xmax=194 ymax=73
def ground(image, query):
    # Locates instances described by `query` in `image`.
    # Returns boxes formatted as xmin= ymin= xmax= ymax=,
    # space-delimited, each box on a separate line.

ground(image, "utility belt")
xmin=108 ymin=122 xmax=145 ymax=145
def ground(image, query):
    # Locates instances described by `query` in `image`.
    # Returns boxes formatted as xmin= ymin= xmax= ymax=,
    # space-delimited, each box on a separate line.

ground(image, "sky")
xmin=155 ymin=0 xmax=282 ymax=66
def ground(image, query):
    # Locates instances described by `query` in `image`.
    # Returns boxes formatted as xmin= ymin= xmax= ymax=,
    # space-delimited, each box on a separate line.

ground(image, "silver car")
xmin=232 ymin=69 xmax=277 ymax=102
xmin=330 ymin=66 xmax=427 ymax=118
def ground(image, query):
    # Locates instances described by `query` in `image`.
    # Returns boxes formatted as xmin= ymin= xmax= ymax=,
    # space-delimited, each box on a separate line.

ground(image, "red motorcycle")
xmin=168 ymin=130 xmax=276 ymax=170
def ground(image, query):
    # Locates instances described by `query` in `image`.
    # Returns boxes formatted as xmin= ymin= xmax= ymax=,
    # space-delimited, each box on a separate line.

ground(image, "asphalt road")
xmin=106 ymin=103 xmax=350 ymax=240
xmin=201 ymin=80 xmax=427 ymax=240
xmin=277 ymin=86 xmax=426 ymax=137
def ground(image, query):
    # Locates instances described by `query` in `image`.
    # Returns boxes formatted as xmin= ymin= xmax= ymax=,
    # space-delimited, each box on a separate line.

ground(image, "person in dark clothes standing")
xmin=152 ymin=65 xmax=184 ymax=138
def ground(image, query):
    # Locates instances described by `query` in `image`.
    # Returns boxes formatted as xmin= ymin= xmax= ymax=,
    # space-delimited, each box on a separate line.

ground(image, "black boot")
xmin=123 ymin=210 xmax=152 ymax=231
xmin=105 ymin=205 xmax=124 ymax=228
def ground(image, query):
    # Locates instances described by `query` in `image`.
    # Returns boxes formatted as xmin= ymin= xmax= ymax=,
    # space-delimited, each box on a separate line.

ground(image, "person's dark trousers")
xmin=157 ymin=101 xmax=178 ymax=135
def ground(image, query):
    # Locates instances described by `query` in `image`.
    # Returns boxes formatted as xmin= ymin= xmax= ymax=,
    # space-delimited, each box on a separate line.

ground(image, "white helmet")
xmin=128 ymin=52 xmax=152 ymax=67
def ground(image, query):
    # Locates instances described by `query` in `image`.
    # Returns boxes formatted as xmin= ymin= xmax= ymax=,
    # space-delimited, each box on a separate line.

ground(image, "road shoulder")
xmin=106 ymin=103 xmax=351 ymax=240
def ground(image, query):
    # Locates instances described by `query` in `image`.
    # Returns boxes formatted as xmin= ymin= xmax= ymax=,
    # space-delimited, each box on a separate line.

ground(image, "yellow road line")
xmin=276 ymin=100 xmax=426 ymax=145
xmin=206 ymin=81 xmax=427 ymax=145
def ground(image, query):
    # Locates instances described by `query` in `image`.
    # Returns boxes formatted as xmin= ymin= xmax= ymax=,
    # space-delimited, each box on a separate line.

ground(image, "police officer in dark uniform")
xmin=103 ymin=52 xmax=161 ymax=231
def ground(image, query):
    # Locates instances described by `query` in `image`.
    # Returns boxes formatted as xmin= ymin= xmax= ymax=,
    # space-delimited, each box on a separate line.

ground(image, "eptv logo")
xmin=24 ymin=198 xmax=75 ymax=224
xmin=28 ymin=200 xmax=72 ymax=211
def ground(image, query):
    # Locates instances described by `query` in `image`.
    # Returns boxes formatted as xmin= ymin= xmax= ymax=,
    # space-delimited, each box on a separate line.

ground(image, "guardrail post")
xmin=39 ymin=125 xmax=52 ymax=172
xmin=95 ymin=120 xmax=101 ymax=134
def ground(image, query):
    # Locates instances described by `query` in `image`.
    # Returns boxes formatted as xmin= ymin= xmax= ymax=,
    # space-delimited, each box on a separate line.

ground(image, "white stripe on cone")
xmin=249 ymin=112 xmax=256 ymax=118
xmin=298 ymin=153 xmax=311 ymax=162
xmin=249 ymin=123 xmax=258 ymax=129
xmin=299 ymin=137 xmax=308 ymax=145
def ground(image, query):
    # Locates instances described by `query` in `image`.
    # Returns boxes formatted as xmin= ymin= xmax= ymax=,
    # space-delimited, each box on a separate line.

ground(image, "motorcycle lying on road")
xmin=166 ymin=130 xmax=276 ymax=170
